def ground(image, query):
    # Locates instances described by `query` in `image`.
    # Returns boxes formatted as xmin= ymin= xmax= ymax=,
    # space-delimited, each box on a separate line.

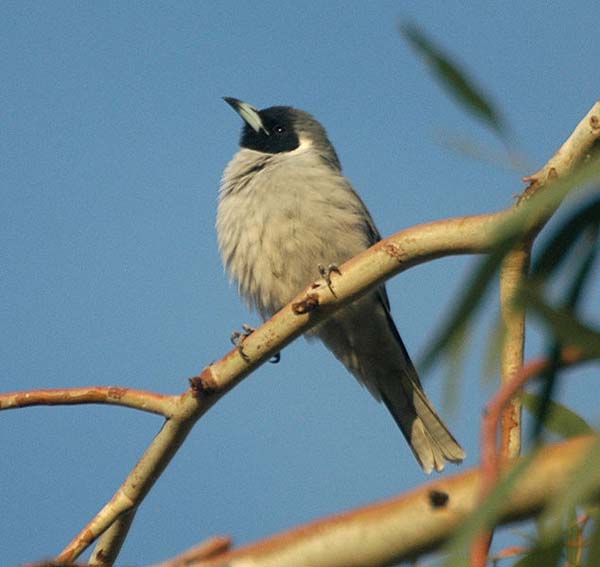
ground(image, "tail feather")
xmin=411 ymin=383 xmax=466 ymax=463
xmin=315 ymin=292 xmax=465 ymax=473
xmin=382 ymin=383 xmax=465 ymax=473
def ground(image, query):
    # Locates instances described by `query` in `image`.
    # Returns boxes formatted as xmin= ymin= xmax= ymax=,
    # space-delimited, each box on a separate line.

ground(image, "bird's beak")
xmin=223 ymin=97 xmax=269 ymax=135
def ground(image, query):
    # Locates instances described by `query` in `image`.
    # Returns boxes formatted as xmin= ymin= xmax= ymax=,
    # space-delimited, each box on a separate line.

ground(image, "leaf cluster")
xmin=401 ymin=22 xmax=600 ymax=566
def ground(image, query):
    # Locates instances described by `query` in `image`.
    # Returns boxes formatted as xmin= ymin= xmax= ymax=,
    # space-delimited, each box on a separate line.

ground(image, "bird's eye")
xmin=272 ymin=124 xmax=286 ymax=134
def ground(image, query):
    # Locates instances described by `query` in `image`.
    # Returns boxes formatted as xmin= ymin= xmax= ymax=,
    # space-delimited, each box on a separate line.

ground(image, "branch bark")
xmin=0 ymin=386 xmax=175 ymax=416
xmin=161 ymin=436 xmax=598 ymax=567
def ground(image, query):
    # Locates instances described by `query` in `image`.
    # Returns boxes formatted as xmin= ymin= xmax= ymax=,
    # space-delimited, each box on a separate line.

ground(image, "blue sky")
xmin=2 ymin=2 xmax=599 ymax=565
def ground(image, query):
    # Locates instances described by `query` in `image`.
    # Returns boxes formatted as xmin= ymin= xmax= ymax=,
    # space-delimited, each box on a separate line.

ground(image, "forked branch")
xmin=1 ymin=101 xmax=598 ymax=565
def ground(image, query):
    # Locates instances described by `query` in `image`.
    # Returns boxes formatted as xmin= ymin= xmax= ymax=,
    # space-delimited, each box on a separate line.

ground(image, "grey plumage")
xmin=217 ymin=98 xmax=465 ymax=473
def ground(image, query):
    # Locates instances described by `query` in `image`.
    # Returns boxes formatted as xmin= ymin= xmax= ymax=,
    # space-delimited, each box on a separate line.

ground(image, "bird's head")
xmin=223 ymin=97 xmax=341 ymax=170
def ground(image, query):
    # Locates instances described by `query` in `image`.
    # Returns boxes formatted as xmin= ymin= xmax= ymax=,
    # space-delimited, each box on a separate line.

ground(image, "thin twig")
xmin=522 ymin=100 xmax=600 ymax=190
xmin=56 ymin=394 xmax=206 ymax=563
xmin=564 ymin=512 xmax=590 ymax=567
xmin=89 ymin=509 xmax=136 ymax=565
xmin=471 ymin=240 xmax=531 ymax=563
xmin=499 ymin=246 xmax=530 ymax=460
xmin=0 ymin=386 xmax=175 ymax=417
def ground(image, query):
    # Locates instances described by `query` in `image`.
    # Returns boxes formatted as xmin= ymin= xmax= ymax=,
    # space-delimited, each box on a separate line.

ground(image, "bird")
xmin=217 ymin=97 xmax=465 ymax=473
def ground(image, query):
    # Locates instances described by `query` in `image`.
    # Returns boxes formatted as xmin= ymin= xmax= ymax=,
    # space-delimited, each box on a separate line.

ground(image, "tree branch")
xmin=522 ymin=100 xmax=600 ymax=190
xmin=155 ymin=536 xmax=232 ymax=567
xmin=480 ymin=347 xmax=587 ymax=499
xmin=161 ymin=436 xmax=598 ymax=567
xmin=5 ymin=101 xmax=598 ymax=565
xmin=470 ymin=244 xmax=531 ymax=565
xmin=0 ymin=387 xmax=176 ymax=417
xmin=499 ymin=247 xmax=530 ymax=460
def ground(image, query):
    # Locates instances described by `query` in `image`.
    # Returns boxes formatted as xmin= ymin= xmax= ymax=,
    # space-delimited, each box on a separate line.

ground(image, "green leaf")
xmin=531 ymin=342 xmax=562 ymax=442
xmin=522 ymin=392 xmax=594 ymax=438
xmin=531 ymin=196 xmax=600 ymax=280
xmin=420 ymin=236 xmax=517 ymax=372
xmin=420 ymin=157 xmax=600 ymax=376
xmin=531 ymin=224 xmax=598 ymax=440
xmin=436 ymin=130 xmax=525 ymax=171
xmin=518 ymin=285 xmax=600 ymax=357
xmin=585 ymin=517 xmax=600 ymax=566
xmin=399 ymin=21 xmax=507 ymax=137
xmin=564 ymin=224 xmax=599 ymax=309
xmin=540 ymin=439 xmax=600 ymax=540
xmin=441 ymin=324 xmax=468 ymax=414
xmin=511 ymin=541 xmax=562 ymax=567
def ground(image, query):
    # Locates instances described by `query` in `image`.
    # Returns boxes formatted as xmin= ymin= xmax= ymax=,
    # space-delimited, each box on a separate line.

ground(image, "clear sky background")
xmin=2 ymin=2 xmax=599 ymax=565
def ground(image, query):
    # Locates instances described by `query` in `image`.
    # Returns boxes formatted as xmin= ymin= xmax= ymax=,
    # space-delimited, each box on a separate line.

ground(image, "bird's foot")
xmin=318 ymin=263 xmax=342 ymax=297
xmin=230 ymin=324 xmax=255 ymax=363
xmin=230 ymin=324 xmax=281 ymax=364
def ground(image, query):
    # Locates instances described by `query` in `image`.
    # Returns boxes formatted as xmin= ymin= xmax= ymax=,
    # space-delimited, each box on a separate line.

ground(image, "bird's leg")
xmin=230 ymin=324 xmax=281 ymax=364
xmin=318 ymin=263 xmax=342 ymax=297
xmin=230 ymin=324 xmax=255 ymax=362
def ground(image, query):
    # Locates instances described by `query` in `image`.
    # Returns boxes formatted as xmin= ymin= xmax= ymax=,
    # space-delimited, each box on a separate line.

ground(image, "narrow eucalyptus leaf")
xmin=520 ymin=287 xmax=600 ymax=357
xmin=511 ymin=541 xmax=563 ymax=567
xmin=522 ymin=392 xmax=594 ymax=439
xmin=420 ymin=238 xmax=516 ymax=371
xmin=400 ymin=22 xmax=506 ymax=137
xmin=585 ymin=519 xmax=600 ymax=566
xmin=564 ymin=225 xmax=599 ymax=309
xmin=531 ymin=196 xmax=600 ymax=278
xmin=540 ymin=439 xmax=600 ymax=539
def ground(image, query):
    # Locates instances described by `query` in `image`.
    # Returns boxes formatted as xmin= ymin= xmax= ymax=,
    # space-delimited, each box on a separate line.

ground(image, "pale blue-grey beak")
xmin=223 ymin=97 xmax=270 ymax=135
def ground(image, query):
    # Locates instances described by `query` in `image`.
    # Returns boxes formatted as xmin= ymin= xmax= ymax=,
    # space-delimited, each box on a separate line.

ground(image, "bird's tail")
xmin=315 ymin=293 xmax=465 ymax=473
xmin=379 ymin=371 xmax=465 ymax=473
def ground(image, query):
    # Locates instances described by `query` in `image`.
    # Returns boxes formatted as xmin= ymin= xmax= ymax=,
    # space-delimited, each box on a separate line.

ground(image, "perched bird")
xmin=217 ymin=98 xmax=465 ymax=473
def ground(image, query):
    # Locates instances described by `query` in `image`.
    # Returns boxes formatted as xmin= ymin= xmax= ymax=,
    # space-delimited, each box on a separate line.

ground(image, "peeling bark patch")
xmin=292 ymin=293 xmax=319 ymax=314
xmin=107 ymin=387 xmax=127 ymax=400
xmin=189 ymin=367 xmax=219 ymax=396
xmin=428 ymin=489 xmax=449 ymax=508
xmin=383 ymin=241 xmax=407 ymax=263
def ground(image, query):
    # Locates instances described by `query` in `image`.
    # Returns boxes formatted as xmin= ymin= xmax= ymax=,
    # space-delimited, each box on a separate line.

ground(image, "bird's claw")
xmin=230 ymin=324 xmax=255 ymax=362
xmin=230 ymin=324 xmax=255 ymax=345
xmin=318 ymin=263 xmax=341 ymax=296
xmin=230 ymin=324 xmax=281 ymax=364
